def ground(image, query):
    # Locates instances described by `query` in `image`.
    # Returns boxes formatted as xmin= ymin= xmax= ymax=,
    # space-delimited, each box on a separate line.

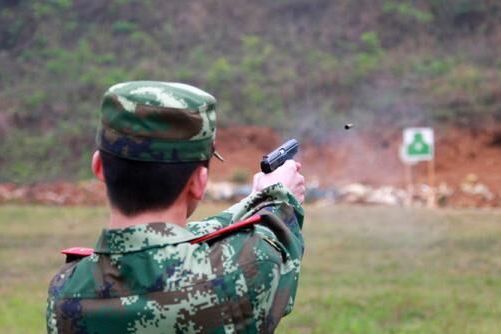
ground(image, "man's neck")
xmin=108 ymin=202 xmax=188 ymax=229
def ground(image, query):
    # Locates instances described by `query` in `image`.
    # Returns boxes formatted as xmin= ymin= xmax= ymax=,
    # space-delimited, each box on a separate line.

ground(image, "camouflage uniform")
xmin=46 ymin=82 xmax=305 ymax=333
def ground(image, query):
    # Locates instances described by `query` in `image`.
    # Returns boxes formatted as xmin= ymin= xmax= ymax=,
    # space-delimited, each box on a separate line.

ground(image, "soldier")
xmin=46 ymin=81 xmax=306 ymax=333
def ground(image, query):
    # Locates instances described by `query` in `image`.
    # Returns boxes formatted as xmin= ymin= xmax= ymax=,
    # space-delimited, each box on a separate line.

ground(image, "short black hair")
xmin=100 ymin=150 xmax=207 ymax=216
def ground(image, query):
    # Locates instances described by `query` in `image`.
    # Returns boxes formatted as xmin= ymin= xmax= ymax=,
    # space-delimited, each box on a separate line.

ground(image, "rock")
xmin=339 ymin=183 xmax=372 ymax=203
xmin=366 ymin=186 xmax=405 ymax=206
xmin=460 ymin=174 xmax=494 ymax=200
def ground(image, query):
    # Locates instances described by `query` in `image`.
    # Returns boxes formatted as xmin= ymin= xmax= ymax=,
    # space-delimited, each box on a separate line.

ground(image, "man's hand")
xmin=252 ymin=160 xmax=306 ymax=203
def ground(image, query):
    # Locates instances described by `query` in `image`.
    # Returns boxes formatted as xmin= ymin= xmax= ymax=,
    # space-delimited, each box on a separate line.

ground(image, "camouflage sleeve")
xmin=46 ymin=260 xmax=79 ymax=334
xmin=188 ymin=183 xmax=305 ymax=330
xmin=46 ymin=295 xmax=57 ymax=334
xmin=250 ymin=191 xmax=304 ymax=328
xmin=187 ymin=182 xmax=304 ymax=237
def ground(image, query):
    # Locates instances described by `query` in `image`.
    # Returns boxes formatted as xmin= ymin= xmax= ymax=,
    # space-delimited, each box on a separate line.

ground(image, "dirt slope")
xmin=1 ymin=126 xmax=500 ymax=207
xmin=211 ymin=126 xmax=501 ymax=206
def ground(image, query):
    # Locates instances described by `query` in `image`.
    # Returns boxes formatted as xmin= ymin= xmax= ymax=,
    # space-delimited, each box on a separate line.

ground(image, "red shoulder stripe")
xmin=190 ymin=215 xmax=262 ymax=244
xmin=61 ymin=247 xmax=94 ymax=257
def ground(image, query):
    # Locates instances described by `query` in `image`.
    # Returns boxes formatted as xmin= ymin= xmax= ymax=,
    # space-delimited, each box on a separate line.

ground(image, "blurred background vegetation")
xmin=0 ymin=0 xmax=500 ymax=182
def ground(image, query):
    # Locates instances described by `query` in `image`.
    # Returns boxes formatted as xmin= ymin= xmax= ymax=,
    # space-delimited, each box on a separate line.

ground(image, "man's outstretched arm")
xmin=187 ymin=160 xmax=306 ymax=331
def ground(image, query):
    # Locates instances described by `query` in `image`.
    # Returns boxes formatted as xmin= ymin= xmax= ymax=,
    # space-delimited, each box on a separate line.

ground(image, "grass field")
xmin=0 ymin=204 xmax=500 ymax=333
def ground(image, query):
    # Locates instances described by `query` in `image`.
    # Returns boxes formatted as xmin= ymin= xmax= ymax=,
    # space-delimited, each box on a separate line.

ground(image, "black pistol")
xmin=260 ymin=139 xmax=299 ymax=174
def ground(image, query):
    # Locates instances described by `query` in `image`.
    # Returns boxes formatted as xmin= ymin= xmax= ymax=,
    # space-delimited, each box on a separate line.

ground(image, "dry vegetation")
xmin=1 ymin=0 xmax=501 ymax=182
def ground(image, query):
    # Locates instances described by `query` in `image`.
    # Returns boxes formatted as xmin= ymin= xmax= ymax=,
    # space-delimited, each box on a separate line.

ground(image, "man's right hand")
xmin=251 ymin=160 xmax=306 ymax=203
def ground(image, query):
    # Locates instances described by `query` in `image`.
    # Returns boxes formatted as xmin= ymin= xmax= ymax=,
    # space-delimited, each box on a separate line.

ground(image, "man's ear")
xmin=91 ymin=151 xmax=105 ymax=182
xmin=188 ymin=166 xmax=208 ymax=200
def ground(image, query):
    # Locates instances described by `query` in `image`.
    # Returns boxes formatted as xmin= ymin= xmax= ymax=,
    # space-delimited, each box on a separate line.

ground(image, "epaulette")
xmin=61 ymin=247 xmax=94 ymax=263
xmin=190 ymin=215 xmax=262 ymax=244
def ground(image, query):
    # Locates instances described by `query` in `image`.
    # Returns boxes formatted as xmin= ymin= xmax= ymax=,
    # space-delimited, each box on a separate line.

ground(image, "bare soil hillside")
xmin=1 ymin=126 xmax=500 ymax=207
xmin=211 ymin=126 xmax=501 ymax=206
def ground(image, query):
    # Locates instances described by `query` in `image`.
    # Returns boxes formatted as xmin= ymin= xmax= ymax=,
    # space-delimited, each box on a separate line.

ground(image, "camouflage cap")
xmin=96 ymin=81 xmax=221 ymax=163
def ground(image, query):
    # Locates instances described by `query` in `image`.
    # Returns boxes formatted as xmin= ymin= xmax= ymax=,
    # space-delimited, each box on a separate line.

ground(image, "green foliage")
xmin=32 ymin=0 xmax=72 ymax=18
xmin=111 ymin=20 xmax=137 ymax=35
xmin=354 ymin=32 xmax=385 ymax=77
xmin=427 ymin=0 xmax=499 ymax=34
xmin=305 ymin=49 xmax=339 ymax=74
xmin=1 ymin=131 xmax=60 ymax=183
xmin=0 ymin=0 xmax=500 ymax=182
xmin=427 ymin=64 xmax=501 ymax=123
xmin=22 ymin=91 xmax=47 ymax=110
xmin=0 ymin=127 xmax=93 ymax=183
xmin=206 ymin=57 xmax=234 ymax=89
xmin=241 ymin=35 xmax=273 ymax=74
xmin=384 ymin=1 xmax=434 ymax=23
xmin=413 ymin=57 xmax=457 ymax=77
xmin=439 ymin=65 xmax=483 ymax=92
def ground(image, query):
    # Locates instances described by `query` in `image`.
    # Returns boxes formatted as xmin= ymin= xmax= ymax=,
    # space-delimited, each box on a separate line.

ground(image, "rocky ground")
xmin=1 ymin=126 xmax=500 ymax=208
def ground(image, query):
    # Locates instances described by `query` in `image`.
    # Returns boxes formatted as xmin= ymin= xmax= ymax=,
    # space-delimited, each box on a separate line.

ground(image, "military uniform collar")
xmin=94 ymin=222 xmax=196 ymax=254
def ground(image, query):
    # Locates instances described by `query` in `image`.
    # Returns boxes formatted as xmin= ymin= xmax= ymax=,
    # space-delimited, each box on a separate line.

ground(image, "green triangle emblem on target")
xmin=401 ymin=127 xmax=434 ymax=163
xmin=407 ymin=133 xmax=431 ymax=156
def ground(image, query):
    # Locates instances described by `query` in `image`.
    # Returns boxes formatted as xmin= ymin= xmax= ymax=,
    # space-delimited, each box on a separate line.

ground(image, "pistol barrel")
xmin=260 ymin=139 xmax=299 ymax=173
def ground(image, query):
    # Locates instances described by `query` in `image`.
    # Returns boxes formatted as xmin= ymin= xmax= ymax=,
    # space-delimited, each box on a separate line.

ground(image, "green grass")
xmin=0 ymin=205 xmax=500 ymax=333
xmin=278 ymin=206 xmax=501 ymax=334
